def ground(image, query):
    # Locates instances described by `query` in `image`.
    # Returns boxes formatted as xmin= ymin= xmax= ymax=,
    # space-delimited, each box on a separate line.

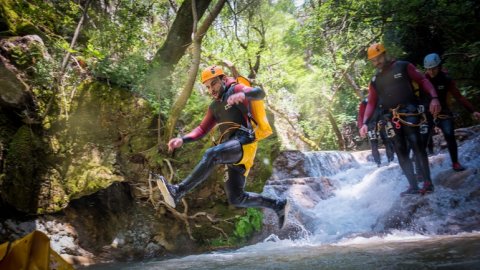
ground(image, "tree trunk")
xmin=44 ymin=0 xmax=92 ymax=118
xmin=164 ymin=0 xmax=227 ymax=143
xmin=165 ymin=39 xmax=202 ymax=141
xmin=144 ymin=0 xmax=211 ymax=149
xmin=326 ymin=109 xmax=344 ymax=150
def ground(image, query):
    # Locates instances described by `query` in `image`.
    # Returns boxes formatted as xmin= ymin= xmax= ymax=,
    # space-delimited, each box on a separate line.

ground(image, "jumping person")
xmin=423 ymin=53 xmax=480 ymax=171
xmin=360 ymin=43 xmax=441 ymax=196
xmin=358 ymin=95 xmax=395 ymax=167
xmin=157 ymin=65 xmax=289 ymax=228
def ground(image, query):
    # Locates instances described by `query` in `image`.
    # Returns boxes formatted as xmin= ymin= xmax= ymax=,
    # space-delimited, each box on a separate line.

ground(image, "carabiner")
xmin=392 ymin=117 xmax=401 ymax=129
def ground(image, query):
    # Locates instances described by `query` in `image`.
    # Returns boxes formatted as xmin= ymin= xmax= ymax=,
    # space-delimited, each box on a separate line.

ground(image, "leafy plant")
xmin=233 ymin=208 xmax=263 ymax=240
xmin=209 ymin=208 xmax=263 ymax=248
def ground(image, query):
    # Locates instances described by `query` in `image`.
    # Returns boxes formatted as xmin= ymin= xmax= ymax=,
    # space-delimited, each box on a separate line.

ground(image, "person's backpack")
xmin=235 ymin=76 xmax=273 ymax=141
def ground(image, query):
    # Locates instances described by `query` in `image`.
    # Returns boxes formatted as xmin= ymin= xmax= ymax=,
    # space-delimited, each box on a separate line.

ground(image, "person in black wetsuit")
xmin=156 ymin=65 xmax=288 ymax=228
xmin=359 ymin=43 xmax=441 ymax=196
xmin=357 ymin=96 xmax=395 ymax=166
xmin=423 ymin=53 xmax=480 ymax=171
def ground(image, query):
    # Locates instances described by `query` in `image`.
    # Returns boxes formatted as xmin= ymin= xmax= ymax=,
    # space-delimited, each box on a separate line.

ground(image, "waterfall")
xmin=262 ymin=132 xmax=480 ymax=244
xmin=303 ymin=151 xmax=358 ymax=177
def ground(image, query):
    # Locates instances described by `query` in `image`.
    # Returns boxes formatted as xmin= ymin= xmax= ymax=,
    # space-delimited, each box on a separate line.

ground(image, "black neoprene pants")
xmin=176 ymin=139 xmax=279 ymax=210
xmin=368 ymin=122 xmax=395 ymax=164
xmin=421 ymin=114 xmax=457 ymax=162
xmin=392 ymin=123 xmax=432 ymax=188
xmin=436 ymin=117 xmax=459 ymax=163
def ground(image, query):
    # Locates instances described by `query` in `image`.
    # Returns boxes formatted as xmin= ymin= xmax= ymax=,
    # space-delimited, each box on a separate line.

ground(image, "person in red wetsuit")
xmin=157 ymin=65 xmax=288 ymax=228
xmin=423 ymin=53 xmax=480 ymax=171
xmin=359 ymin=43 xmax=441 ymax=196
xmin=357 ymin=95 xmax=395 ymax=166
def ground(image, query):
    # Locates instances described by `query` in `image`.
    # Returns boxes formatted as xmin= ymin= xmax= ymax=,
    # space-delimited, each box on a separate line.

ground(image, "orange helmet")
xmin=201 ymin=65 xmax=225 ymax=83
xmin=367 ymin=43 xmax=386 ymax=60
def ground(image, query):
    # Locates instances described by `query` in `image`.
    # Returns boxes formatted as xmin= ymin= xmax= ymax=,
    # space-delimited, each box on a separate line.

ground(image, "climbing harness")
xmin=390 ymin=105 xmax=427 ymax=130
xmin=212 ymin=121 xmax=254 ymax=146
xmin=385 ymin=120 xmax=396 ymax=138
xmin=433 ymin=114 xmax=454 ymax=126
xmin=367 ymin=129 xmax=379 ymax=141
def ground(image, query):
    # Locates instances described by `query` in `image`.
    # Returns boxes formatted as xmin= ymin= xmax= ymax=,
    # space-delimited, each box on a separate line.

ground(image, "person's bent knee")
xmin=228 ymin=193 xmax=246 ymax=206
xmin=202 ymin=147 xmax=220 ymax=164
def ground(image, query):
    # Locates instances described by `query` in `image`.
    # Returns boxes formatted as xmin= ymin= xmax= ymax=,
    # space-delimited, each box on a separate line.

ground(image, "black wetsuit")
xmin=425 ymin=71 xmax=476 ymax=165
xmin=364 ymin=61 xmax=436 ymax=191
xmin=177 ymin=78 xmax=282 ymax=210
xmin=368 ymin=108 xmax=395 ymax=165
xmin=359 ymin=99 xmax=395 ymax=165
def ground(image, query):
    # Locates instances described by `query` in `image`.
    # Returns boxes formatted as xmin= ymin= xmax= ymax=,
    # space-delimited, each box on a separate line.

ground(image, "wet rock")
xmin=373 ymin=160 xmax=480 ymax=234
xmin=266 ymin=177 xmax=335 ymax=208
xmin=435 ymin=168 xmax=477 ymax=190
xmin=269 ymin=150 xmax=310 ymax=180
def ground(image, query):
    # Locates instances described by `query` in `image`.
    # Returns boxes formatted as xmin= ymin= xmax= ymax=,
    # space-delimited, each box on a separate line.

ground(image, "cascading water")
xmin=86 ymin=130 xmax=480 ymax=269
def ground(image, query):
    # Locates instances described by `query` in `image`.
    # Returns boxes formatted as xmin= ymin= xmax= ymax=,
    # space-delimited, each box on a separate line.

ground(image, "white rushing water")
xmin=86 ymin=136 xmax=480 ymax=269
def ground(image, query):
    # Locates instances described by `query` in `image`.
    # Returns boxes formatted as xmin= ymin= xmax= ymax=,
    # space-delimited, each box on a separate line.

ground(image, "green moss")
xmin=0 ymin=0 xmax=45 ymax=37
xmin=0 ymin=0 xmax=20 ymax=34
xmin=63 ymin=150 xmax=123 ymax=199
xmin=2 ymin=125 xmax=42 ymax=212
xmin=48 ymin=81 xmax=156 ymax=199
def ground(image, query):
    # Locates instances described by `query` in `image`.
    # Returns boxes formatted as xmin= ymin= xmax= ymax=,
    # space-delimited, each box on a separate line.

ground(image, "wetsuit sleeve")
xmin=235 ymin=84 xmax=266 ymax=100
xmin=362 ymin=83 xmax=377 ymax=125
xmin=181 ymin=108 xmax=216 ymax=143
xmin=407 ymin=64 xmax=438 ymax=98
xmin=357 ymin=102 xmax=366 ymax=129
xmin=448 ymin=80 xmax=476 ymax=113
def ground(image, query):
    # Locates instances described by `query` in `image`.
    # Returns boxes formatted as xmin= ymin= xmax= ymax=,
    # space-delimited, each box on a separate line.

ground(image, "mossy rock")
xmin=1 ymin=125 xmax=44 ymax=212
xmin=0 ymin=0 xmax=46 ymax=38
xmin=0 ymin=80 xmax=157 ymax=214
xmin=47 ymin=81 xmax=156 ymax=200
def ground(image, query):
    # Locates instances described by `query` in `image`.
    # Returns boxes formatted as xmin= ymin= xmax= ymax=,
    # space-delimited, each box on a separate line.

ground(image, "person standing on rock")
xmin=357 ymin=94 xmax=395 ymax=167
xmin=157 ymin=64 xmax=289 ymax=228
xmin=360 ymin=43 xmax=441 ymax=196
xmin=423 ymin=53 xmax=480 ymax=171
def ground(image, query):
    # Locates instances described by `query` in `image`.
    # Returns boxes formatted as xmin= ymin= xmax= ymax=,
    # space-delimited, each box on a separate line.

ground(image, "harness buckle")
xmin=392 ymin=117 xmax=401 ymax=129
xmin=417 ymin=105 xmax=425 ymax=113
xmin=385 ymin=121 xmax=396 ymax=138
xmin=420 ymin=123 xmax=429 ymax=134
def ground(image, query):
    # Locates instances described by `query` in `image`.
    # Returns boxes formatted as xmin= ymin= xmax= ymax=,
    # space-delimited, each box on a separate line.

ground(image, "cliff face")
xmin=0 ymin=36 xmax=157 ymax=214
xmin=0 ymin=31 xmax=168 ymax=219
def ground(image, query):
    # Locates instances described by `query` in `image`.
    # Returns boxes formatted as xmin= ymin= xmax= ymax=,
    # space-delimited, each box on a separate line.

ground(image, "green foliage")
xmin=210 ymin=208 xmax=263 ymax=247
xmin=84 ymin=1 xmax=169 ymax=90
xmin=181 ymin=89 xmax=211 ymax=131
xmin=234 ymin=208 xmax=263 ymax=240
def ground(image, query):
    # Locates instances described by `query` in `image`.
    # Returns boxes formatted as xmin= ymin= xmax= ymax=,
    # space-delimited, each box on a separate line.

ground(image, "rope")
xmin=390 ymin=105 xmax=427 ymax=129
xmin=212 ymin=122 xmax=243 ymax=145
xmin=433 ymin=113 xmax=454 ymax=125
